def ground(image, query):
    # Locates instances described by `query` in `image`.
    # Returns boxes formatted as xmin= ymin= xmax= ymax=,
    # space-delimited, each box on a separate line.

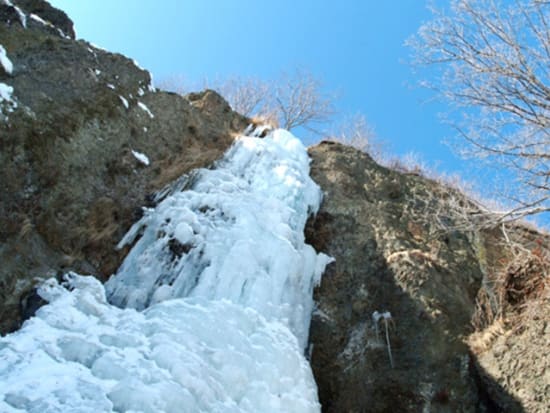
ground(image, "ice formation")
xmin=0 ymin=129 xmax=331 ymax=412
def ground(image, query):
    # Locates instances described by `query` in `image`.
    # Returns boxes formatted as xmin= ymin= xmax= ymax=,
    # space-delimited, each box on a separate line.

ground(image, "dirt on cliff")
xmin=0 ymin=0 xmax=248 ymax=334
xmin=306 ymin=141 xmax=549 ymax=413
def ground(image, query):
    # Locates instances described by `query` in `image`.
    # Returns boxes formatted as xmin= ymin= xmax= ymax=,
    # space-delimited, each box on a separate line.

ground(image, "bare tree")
xmin=272 ymin=69 xmax=334 ymax=132
xmin=408 ymin=0 xmax=550 ymax=222
xmin=327 ymin=113 xmax=380 ymax=156
xmin=158 ymin=69 xmax=335 ymax=135
xmin=208 ymin=76 xmax=271 ymax=118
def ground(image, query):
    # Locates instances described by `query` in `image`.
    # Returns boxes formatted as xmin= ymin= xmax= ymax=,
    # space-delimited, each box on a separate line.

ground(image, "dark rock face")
xmin=9 ymin=0 xmax=75 ymax=38
xmin=0 ymin=0 xmax=248 ymax=334
xmin=305 ymin=142 xmax=548 ymax=412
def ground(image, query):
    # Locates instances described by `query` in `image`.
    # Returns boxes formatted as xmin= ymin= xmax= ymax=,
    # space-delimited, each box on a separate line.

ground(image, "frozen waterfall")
xmin=0 ymin=129 xmax=332 ymax=413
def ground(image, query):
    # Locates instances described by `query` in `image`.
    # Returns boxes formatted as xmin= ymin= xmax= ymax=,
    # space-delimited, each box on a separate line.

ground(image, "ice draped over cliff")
xmin=0 ymin=129 xmax=332 ymax=413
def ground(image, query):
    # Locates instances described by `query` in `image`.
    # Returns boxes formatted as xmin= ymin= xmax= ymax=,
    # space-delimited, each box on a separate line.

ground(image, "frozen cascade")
xmin=0 ymin=129 xmax=332 ymax=413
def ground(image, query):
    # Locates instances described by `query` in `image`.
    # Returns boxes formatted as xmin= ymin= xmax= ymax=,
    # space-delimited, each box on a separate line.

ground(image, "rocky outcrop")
xmin=306 ymin=141 xmax=548 ymax=412
xmin=0 ymin=0 xmax=248 ymax=333
xmin=469 ymin=227 xmax=549 ymax=413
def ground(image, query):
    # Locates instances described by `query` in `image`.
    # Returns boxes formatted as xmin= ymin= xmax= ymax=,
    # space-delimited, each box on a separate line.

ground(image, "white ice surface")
xmin=0 ymin=129 xmax=330 ymax=412
xmin=0 ymin=83 xmax=13 ymax=101
xmin=0 ymin=45 xmax=13 ymax=74
xmin=0 ymin=274 xmax=320 ymax=413
xmin=107 ymin=129 xmax=331 ymax=348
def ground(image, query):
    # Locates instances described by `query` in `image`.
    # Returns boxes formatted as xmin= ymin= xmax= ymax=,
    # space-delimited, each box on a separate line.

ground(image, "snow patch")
xmin=131 ymin=150 xmax=150 ymax=166
xmin=147 ymin=72 xmax=156 ymax=92
xmin=118 ymin=95 xmax=129 ymax=109
xmin=29 ymin=13 xmax=50 ymax=26
xmin=56 ymin=28 xmax=71 ymax=40
xmin=137 ymin=101 xmax=154 ymax=118
xmin=89 ymin=42 xmax=107 ymax=52
xmin=0 ymin=83 xmax=14 ymax=101
xmin=132 ymin=59 xmax=145 ymax=71
xmin=1 ymin=0 xmax=26 ymax=27
xmin=29 ymin=11 xmax=69 ymax=38
xmin=0 ymin=45 xmax=13 ymax=75
xmin=0 ymin=82 xmax=17 ymax=118
xmin=107 ymin=83 xmax=115 ymax=90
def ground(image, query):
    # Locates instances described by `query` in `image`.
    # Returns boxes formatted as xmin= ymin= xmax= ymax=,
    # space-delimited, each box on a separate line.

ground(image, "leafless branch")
xmin=408 ymin=0 xmax=550 ymax=222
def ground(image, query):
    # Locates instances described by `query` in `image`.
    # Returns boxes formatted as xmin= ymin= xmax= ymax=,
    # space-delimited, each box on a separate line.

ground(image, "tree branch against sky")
xmin=408 ymin=0 xmax=550 ymax=223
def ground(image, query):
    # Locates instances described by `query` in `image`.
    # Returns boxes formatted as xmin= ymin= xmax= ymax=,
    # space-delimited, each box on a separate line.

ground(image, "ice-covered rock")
xmin=0 ymin=129 xmax=330 ymax=412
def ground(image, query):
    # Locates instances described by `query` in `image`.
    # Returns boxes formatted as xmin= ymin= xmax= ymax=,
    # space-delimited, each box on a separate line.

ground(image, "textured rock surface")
xmin=469 ymin=227 xmax=550 ymax=413
xmin=306 ymin=142 xmax=548 ymax=412
xmin=0 ymin=0 xmax=248 ymax=333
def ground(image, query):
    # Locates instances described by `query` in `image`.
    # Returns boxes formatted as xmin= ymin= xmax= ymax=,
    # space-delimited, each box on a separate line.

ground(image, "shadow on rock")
xmin=305 ymin=141 xmax=527 ymax=413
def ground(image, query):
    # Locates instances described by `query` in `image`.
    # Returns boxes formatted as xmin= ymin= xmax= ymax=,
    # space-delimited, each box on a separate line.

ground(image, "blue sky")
xmin=49 ymin=1 xmax=456 ymax=159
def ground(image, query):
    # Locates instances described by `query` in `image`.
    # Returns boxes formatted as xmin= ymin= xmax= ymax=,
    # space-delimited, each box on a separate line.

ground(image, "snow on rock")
xmin=118 ymin=95 xmax=129 ymax=109
xmin=29 ymin=13 xmax=50 ymax=26
xmin=0 ymin=82 xmax=17 ymax=117
xmin=1 ymin=0 xmax=26 ymax=27
xmin=0 ymin=129 xmax=331 ymax=412
xmin=0 ymin=83 xmax=14 ymax=101
xmin=131 ymin=149 xmax=150 ymax=166
xmin=0 ymin=45 xmax=13 ymax=75
xmin=137 ymin=101 xmax=154 ymax=118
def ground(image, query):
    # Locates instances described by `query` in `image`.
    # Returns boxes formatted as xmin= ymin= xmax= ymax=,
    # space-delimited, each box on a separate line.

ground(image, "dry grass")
xmin=470 ymin=234 xmax=549 ymax=346
xmin=250 ymin=113 xmax=280 ymax=131
xmin=468 ymin=318 xmax=508 ymax=354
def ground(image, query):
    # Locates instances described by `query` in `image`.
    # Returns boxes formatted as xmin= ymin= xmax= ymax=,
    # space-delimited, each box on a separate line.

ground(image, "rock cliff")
xmin=305 ymin=141 xmax=549 ymax=413
xmin=0 ymin=0 xmax=248 ymax=333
